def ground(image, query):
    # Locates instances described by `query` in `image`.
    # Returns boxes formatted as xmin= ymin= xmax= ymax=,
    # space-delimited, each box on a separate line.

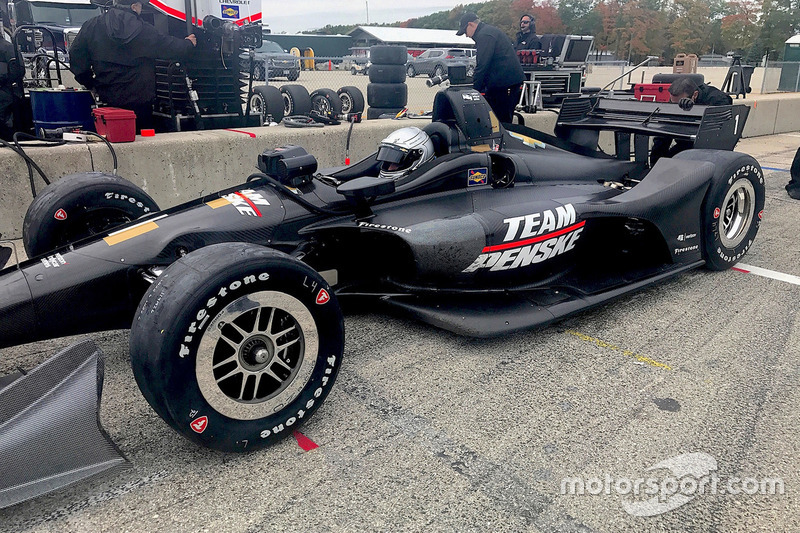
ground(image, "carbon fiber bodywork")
xmin=0 ymin=340 xmax=127 ymax=509
xmin=0 ymin=87 xmax=762 ymax=504
xmin=0 ymin=88 xmax=756 ymax=346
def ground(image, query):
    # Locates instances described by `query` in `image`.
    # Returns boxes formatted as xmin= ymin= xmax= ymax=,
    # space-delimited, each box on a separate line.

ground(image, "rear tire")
xmin=22 ymin=172 xmax=159 ymax=258
xmin=368 ymin=64 xmax=406 ymax=83
xmin=369 ymin=45 xmax=408 ymax=65
xmin=674 ymin=150 xmax=765 ymax=270
xmin=130 ymin=243 xmax=344 ymax=453
xmin=406 ymin=65 xmax=415 ymax=77
xmin=250 ymin=85 xmax=284 ymax=124
xmin=337 ymin=86 xmax=365 ymax=114
xmin=367 ymin=83 xmax=407 ymax=109
xmin=280 ymin=84 xmax=312 ymax=116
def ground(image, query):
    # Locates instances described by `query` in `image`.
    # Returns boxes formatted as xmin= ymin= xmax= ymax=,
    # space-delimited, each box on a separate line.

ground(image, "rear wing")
xmin=555 ymin=97 xmax=749 ymax=161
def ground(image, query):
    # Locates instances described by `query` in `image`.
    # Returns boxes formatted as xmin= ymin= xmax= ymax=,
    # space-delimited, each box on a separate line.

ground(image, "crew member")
xmin=786 ymin=147 xmax=800 ymax=200
xmin=650 ymin=76 xmax=733 ymax=166
xmin=515 ymin=14 xmax=540 ymax=50
xmin=69 ymin=0 xmax=197 ymax=132
xmin=456 ymin=12 xmax=525 ymax=124
xmin=0 ymin=22 xmax=25 ymax=141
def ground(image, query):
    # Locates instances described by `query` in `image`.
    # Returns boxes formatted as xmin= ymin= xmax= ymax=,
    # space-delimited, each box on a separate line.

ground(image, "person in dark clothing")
xmin=0 ymin=34 xmax=25 ymax=141
xmin=514 ymin=14 xmax=540 ymax=50
xmin=456 ymin=12 xmax=525 ymax=124
xmin=786 ymin=147 xmax=800 ymax=200
xmin=650 ymin=76 xmax=733 ymax=166
xmin=69 ymin=0 xmax=196 ymax=132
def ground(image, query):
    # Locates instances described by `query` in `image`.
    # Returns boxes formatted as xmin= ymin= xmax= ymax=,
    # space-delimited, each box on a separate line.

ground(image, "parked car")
xmin=340 ymin=47 xmax=370 ymax=75
xmin=406 ymin=48 xmax=475 ymax=78
xmin=244 ymin=39 xmax=300 ymax=81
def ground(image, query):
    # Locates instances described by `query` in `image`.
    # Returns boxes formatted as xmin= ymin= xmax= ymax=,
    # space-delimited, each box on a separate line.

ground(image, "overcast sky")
xmin=261 ymin=1 xmax=465 ymax=34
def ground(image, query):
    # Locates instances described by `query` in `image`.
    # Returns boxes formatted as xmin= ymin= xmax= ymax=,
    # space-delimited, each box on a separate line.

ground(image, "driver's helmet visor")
xmin=377 ymin=145 xmax=412 ymax=172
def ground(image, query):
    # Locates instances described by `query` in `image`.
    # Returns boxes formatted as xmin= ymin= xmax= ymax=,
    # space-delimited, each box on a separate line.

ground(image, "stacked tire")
xmin=367 ymin=45 xmax=408 ymax=120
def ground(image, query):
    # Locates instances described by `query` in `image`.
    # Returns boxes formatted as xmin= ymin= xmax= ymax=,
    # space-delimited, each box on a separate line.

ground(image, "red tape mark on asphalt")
xmin=293 ymin=430 xmax=319 ymax=451
xmin=224 ymin=129 xmax=256 ymax=138
xmin=732 ymin=267 xmax=749 ymax=273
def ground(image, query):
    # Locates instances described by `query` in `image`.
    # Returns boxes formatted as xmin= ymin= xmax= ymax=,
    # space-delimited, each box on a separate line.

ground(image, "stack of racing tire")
xmin=367 ymin=45 xmax=408 ymax=119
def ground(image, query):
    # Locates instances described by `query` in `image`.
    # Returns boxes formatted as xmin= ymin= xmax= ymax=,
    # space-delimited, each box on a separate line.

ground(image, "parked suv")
xmin=246 ymin=39 xmax=300 ymax=81
xmin=406 ymin=48 xmax=475 ymax=78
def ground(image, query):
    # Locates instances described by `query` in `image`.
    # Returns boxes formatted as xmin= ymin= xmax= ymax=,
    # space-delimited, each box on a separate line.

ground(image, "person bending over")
xmin=650 ymin=77 xmax=732 ymax=166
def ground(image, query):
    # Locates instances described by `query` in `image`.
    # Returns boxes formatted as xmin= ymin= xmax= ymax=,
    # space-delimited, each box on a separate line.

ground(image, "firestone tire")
xmin=250 ymin=85 xmax=284 ymax=124
xmin=367 ymin=82 xmax=407 ymax=109
xmin=674 ymin=150 xmax=765 ymax=271
xmin=368 ymin=64 xmax=406 ymax=84
xmin=280 ymin=84 xmax=312 ymax=116
xmin=369 ymin=45 xmax=408 ymax=65
xmin=130 ymin=243 xmax=344 ymax=453
xmin=337 ymin=86 xmax=365 ymax=114
xmin=310 ymin=88 xmax=343 ymax=115
xmin=22 ymin=172 xmax=159 ymax=258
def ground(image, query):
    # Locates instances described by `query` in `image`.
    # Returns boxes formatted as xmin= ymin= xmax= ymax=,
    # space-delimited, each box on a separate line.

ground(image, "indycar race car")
xmin=0 ymin=84 xmax=763 ymax=504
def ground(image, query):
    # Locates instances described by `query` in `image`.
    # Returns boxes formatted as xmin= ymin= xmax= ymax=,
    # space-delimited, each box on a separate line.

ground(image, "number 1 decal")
xmin=734 ymin=114 xmax=740 ymax=135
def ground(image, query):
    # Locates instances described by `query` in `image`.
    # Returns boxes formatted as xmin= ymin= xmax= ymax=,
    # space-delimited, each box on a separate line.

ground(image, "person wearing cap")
xmin=69 ymin=0 xmax=197 ymax=132
xmin=515 ymin=14 xmax=540 ymax=50
xmin=456 ymin=12 xmax=525 ymax=124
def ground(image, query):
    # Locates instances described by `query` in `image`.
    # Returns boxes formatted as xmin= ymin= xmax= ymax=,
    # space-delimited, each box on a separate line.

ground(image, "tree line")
xmin=310 ymin=0 xmax=800 ymax=63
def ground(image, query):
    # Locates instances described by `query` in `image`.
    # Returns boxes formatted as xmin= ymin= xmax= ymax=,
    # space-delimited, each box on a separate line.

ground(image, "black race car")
xmin=0 ymin=86 xmax=763 ymax=470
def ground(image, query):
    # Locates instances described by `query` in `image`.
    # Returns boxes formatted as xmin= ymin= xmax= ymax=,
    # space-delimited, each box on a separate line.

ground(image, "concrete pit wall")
xmin=2 ymin=91 xmax=798 ymax=240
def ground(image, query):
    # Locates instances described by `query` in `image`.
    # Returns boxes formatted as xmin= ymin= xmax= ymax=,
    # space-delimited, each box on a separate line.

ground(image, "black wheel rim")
xmin=196 ymin=291 xmax=318 ymax=420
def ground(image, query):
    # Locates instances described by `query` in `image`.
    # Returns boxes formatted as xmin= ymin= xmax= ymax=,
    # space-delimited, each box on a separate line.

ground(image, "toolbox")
xmin=633 ymin=83 xmax=673 ymax=103
xmin=92 ymin=107 xmax=137 ymax=142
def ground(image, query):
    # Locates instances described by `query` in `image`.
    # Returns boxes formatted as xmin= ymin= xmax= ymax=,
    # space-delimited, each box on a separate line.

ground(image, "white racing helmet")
xmin=377 ymin=126 xmax=435 ymax=180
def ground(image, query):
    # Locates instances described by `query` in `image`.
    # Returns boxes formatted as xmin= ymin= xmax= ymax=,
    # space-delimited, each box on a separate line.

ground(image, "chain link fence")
xmin=759 ymin=61 xmax=800 ymax=94
xmin=246 ymin=56 xmax=444 ymax=116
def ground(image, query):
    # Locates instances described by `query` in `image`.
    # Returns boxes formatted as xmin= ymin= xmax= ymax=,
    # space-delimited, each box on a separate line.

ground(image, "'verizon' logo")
xmin=464 ymin=204 xmax=584 ymax=272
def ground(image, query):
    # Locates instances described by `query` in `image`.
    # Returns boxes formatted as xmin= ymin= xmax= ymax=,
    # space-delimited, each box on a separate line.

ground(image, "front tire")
xmin=130 ymin=243 xmax=344 ymax=453
xmin=675 ymin=150 xmax=765 ymax=271
xmin=22 ymin=172 xmax=159 ymax=257
xmin=310 ymin=88 xmax=343 ymax=115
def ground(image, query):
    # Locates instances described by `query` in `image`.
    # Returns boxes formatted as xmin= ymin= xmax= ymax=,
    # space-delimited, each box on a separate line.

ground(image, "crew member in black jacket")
xmin=69 ymin=0 xmax=196 ymax=131
xmin=457 ymin=12 xmax=525 ymax=123
xmin=515 ymin=14 xmax=540 ymax=50
xmin=0 ymin=13 xmax=25 ymax=141
xmin=650 ymin=76 xmax=733 ymax=166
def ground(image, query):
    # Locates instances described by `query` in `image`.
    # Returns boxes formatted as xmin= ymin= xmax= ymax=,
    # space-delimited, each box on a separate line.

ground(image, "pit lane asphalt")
xmin=1 ymin=133 xmax=799 ymax=533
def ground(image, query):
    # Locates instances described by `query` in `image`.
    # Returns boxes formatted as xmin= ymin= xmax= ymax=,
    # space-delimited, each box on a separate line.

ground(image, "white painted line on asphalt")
xmin=733 ymin=263 xmax=800 ymax=286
